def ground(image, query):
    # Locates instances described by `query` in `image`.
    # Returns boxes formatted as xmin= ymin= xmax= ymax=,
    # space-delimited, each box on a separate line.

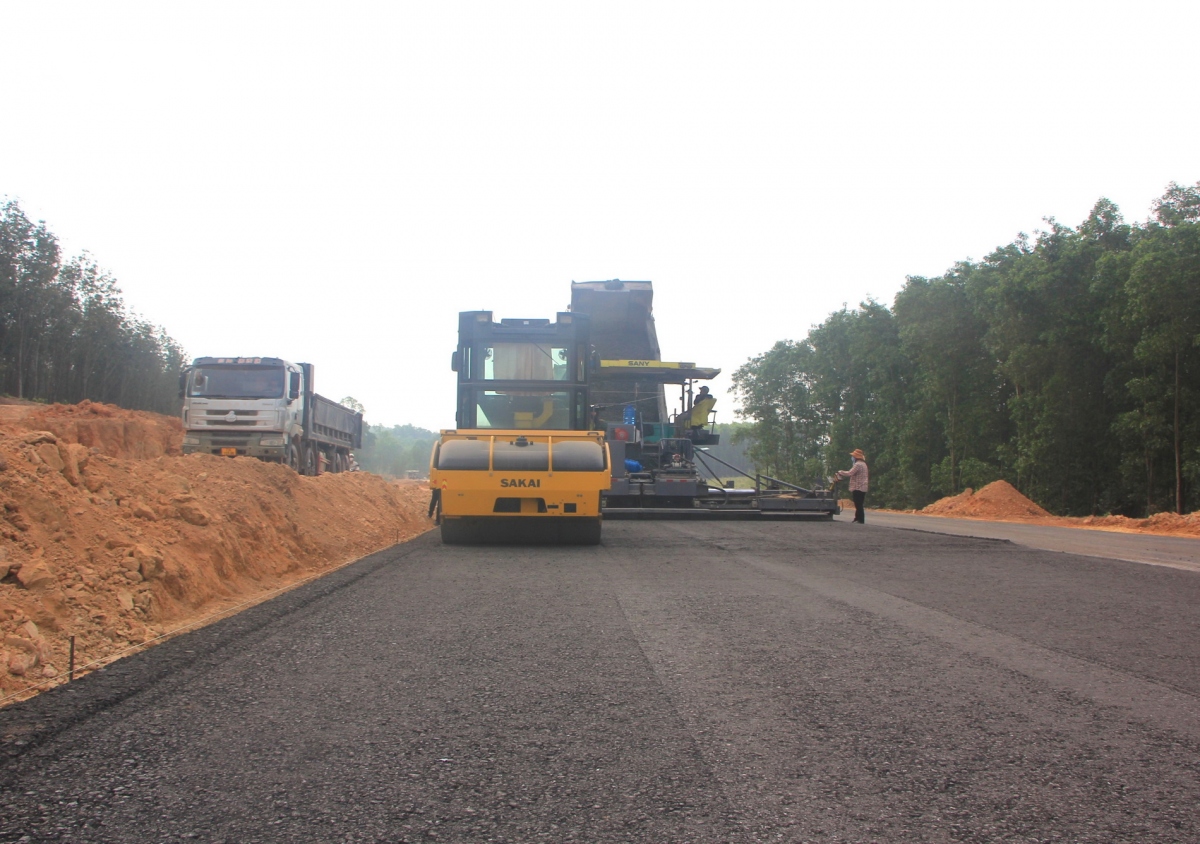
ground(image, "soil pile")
xmin=0 ymin=401 xmax=433 ymax=702
xmin=918 ymin=478 xmax=1200 ymax=537
xmin=1076 ymin=511 xmax=1200 ymax=537
xmin=922 ymin=480 xmax=1051 ymax=519
xmin=25 ymin=400 xmax=183 ymax=460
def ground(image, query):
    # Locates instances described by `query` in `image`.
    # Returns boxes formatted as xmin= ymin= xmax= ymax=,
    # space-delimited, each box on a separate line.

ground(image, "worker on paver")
xmin=837 ymin=449 xmax=869 ymax=524
xmin=687 ymin=386 xmax=716 ymax=430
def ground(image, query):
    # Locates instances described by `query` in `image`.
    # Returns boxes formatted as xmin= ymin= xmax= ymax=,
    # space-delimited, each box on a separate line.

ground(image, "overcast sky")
xmin=3 ymin=1 xmax=1197 ymax=432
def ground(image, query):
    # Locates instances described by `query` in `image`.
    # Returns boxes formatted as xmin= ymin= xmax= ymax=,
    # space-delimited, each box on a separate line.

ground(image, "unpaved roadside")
xmin=914 ymin=480 xmax=1200 ymax=537
xmin=0 ymin=400 xmax=434 ymax=704
xmin=845 ymin=510 xmax=1200 ymax=572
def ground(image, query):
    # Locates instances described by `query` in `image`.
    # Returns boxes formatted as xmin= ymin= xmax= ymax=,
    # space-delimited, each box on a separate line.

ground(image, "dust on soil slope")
xmin=917 ymin=479 xmax=1200 ymax=537
xmin=0 ymin=400 xmax=433 ymax=703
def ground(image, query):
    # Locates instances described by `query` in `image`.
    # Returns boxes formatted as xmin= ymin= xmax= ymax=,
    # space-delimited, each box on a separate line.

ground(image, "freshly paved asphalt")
xmin=2 ymin=521 xmax=1198 ymax=843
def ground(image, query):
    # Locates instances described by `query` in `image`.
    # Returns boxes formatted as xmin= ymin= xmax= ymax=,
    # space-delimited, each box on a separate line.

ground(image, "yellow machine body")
xmin=429 ymin=429 xmax=610 ymax=544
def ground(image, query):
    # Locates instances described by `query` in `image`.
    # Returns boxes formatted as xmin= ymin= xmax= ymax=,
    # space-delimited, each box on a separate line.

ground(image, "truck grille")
xmin=197 ymin=410 xmax=273 ymax=427
xmin=207 ymin=432 xmax=251 ymax=445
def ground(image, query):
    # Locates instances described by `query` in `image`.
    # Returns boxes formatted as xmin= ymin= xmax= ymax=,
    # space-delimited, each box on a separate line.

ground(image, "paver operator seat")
xmin=682 ymin=395 xmax=717 ymax=430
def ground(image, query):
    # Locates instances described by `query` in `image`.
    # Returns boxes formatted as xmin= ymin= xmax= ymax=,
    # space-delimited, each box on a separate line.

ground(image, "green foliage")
xmin=1119 ymin=213 xmax=1200 ymax=514
xmin=734 ymin=182 xmax=1200 ymax=516
xmin=894 ymin=273 xmax=1000 ymax=501
xmin=0 ymin=199 xmax=185 ymax=414
xmin=732 ymin=339 xmax=828 ymax=486
xmin=733 ymin=301 xmax=913 ymax=501
xmin=357 ymin=422 xmax=438 ymax=478
xmin=931 ymin=456 xmax=1000 ymax=496
xmin=339 ymin=396 xmax=366 ymax=414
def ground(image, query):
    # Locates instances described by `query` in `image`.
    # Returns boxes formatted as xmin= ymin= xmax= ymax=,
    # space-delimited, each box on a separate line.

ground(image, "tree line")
xmin=335 ymin=398 xmax=437 ymax=479
xmin=0 ymin=199 xmax=186 ymax=414
xmin=733 ymin=182 xmax=1200 ymax=517
xmin=357 ymin=422 xmax=437 ymax=478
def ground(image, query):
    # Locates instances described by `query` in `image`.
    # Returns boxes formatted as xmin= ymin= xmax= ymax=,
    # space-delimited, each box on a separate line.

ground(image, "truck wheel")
xmin=301 ymin=444 xmax=318 ymax=476
xmin=285 ymin=442 xmax=301 ymax=473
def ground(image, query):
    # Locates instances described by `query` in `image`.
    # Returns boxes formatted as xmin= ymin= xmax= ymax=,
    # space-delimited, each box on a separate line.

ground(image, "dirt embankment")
xmin=0 ymin=401 xmax=434 ymax=702
xmin=917 ymin=480 xmax=1200 ymax=537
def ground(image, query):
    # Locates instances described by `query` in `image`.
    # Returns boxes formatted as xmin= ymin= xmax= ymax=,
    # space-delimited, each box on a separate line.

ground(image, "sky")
xmin=3 ymin=1 xmax=1198 ymax=432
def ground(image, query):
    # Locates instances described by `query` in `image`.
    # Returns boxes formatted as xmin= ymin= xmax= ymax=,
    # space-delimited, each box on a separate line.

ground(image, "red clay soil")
xmin=916 ymin=480 xmax=1200 ymax=538
xmin=24 ymin=399 xmax=183 ymax=460
xmin=0 ymin=400 xmax=434 ymax=704
xmin=921 ymin=480 xmax=1052 ymax=519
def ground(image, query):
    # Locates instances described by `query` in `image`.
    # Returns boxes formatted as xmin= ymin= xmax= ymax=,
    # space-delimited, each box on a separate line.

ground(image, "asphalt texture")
xmin=2 ymin=520 xmax=1199 ymax=843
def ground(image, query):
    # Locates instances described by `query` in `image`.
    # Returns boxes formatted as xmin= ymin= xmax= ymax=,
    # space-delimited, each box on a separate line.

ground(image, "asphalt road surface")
xmin=3 ymin=521 xmax=1199 ymax=843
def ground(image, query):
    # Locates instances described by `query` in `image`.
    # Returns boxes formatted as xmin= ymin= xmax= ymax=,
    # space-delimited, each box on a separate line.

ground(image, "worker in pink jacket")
xmin=837 ymin=448 xmax=869 ymax=524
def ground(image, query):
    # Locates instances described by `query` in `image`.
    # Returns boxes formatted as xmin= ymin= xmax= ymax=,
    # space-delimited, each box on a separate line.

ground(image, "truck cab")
xmin=180 ymin=357 xmax=361 ymax=474
xmin=181 ymin=357 xmax=302 ymax=460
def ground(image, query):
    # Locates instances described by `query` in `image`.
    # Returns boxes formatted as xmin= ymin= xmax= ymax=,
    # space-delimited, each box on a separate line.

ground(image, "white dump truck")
xmin=180 ymin=357 xmax=362 ymax=475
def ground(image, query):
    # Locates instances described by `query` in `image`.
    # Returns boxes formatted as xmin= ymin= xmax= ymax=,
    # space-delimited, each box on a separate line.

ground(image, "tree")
xmin=718 ymin=187 xmax=1200 ymax=515
xmin=964 ymin=203 xmax=1130 ymax=514
xmin=0 ymin=201 xmax=63 ymax=398
xmin=1151 ymin=181 xmax=1200 ymax=227
xmin=731 ymin=340 xmax=828 ymax=485
xmin=356 ymin=423 xmax=438 ymax=477
xmin=1123 ymin=216 xmax=1200 ymax=513
xmin=0 ymin=199 xmax=186 ymax=414
xmin=806 ymin=302 xmax=912 ymax=505
xmin=895 ymin=269 xmax=1001 ymax=500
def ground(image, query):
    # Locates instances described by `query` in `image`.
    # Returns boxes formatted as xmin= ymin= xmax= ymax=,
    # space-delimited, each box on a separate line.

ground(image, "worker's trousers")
xmin=852 ymin=490 xmax=866 ymax=524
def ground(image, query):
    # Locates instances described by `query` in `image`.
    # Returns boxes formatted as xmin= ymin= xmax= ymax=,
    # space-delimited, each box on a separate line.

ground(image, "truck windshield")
xmin=188 ymin=365 xmax=285 ymax=399
xmin=480 ymin=343 xmax=569 ymax=381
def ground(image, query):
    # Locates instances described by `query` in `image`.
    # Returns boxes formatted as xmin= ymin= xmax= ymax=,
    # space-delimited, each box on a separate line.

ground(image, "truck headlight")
xmin=182 ymin=436 xmax=200 ymax=445
xmin=259 ymin=436 xmax=286 ymax=447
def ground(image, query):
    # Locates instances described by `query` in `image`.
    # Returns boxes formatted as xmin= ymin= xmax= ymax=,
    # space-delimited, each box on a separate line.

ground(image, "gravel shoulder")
xmin=854 ymin=509 xmax=1200 ymax=571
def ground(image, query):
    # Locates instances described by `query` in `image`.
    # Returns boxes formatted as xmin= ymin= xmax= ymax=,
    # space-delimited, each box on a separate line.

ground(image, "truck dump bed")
xmin=308 ymin=393 xmax=363 ymax=450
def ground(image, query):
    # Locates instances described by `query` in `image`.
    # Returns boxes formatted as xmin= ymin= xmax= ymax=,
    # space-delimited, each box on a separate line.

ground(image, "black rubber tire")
xmin=301 ymin=444 xmax=318 ymax=476
xmin=285 ymin=442 xmax=301 ymax=473
xmin=440 ymin=519 xmax=469 ymax=545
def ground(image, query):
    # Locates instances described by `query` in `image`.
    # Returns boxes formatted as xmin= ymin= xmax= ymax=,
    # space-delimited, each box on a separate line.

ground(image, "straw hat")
xmin=849 ymin=449 xmax=866 ymax=460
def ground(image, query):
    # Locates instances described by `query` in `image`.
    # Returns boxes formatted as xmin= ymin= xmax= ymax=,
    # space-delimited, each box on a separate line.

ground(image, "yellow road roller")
xmin=428 ymin=311 xmax=610 ymax=544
